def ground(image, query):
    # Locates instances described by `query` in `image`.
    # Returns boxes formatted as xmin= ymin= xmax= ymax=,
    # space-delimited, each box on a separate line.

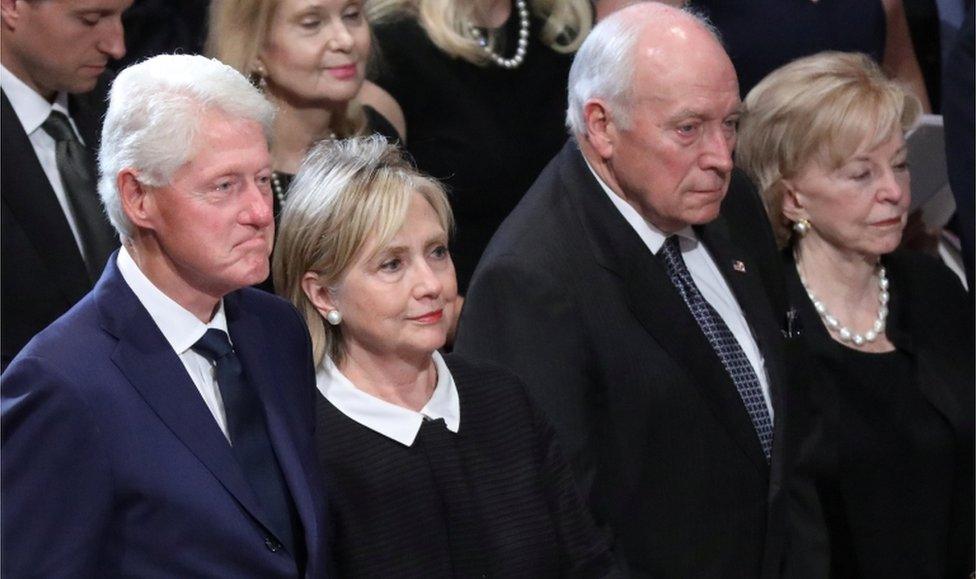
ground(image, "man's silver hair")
xmin=98 ymin=54 xmax=275 ymax=240
xmin=565 ymin=3 xmax=723 ymax=137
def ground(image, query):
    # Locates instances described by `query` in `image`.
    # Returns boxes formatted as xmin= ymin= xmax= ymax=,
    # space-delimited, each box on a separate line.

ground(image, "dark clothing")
xmin=943 ymin=9 xmax=975 ymax=291
xmin=317 ymin=354 xmax=616 ymax=577
xmin=785 ymin=250 xmax=975 ymax=579
xmin=455 ymin=140 xmax=793 ymax=577
xmin=1 ymin=74 xmax=120 ymax=369
xmin=372 ymin=12 xmax=576 ymax=291
xmin=1 ymin=253 xmax=330 ymax=577
xmin=689 ymin=0 xmax=886 ymax=97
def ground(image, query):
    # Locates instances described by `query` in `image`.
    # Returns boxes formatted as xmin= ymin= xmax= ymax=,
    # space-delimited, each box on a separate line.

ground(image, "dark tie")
xmin=658 ymin=236 xmax=773 ymax=461
xmin=192 ymin=329 xmax=300 ymax=556
xmin=41 ymin=110 xmax=117 ymax=281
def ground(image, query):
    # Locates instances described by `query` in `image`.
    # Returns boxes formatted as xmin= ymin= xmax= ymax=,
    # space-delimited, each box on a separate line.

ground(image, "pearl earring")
xmin=326 ymin=310 xmax=342 ymax=326
xmin=793 ymin=219 xmax=811 ymax=236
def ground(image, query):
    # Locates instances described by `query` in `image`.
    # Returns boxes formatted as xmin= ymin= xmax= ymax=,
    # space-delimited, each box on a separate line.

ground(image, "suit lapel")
xmin=95 ymin=259 xmax=276 ymax=536
xmin=561 ymin=142 xmax=769 ymax=472
xmin=698 ymin=216 xmax=790 ymax=424
xmin=1 ymin=91 xmax=90 ymax=303
xmin=225 ymin=293 xmax=320 ymax=562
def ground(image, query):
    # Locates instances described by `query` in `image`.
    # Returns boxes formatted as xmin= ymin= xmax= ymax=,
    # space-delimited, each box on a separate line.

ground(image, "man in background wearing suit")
xmin=0 ymin=0 xmax=131 ymax=367
xmin=455 ymin=4 xmax=793 ymax=577
xmin=1 ymin=54 xmax=329 ymax=577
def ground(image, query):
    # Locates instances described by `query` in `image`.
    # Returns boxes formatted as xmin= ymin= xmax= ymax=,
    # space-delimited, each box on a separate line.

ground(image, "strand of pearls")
xmin=469 ymin=0 xmax=530 ymax=69
xmin=799 ymin=264 xmax=890 ymax=347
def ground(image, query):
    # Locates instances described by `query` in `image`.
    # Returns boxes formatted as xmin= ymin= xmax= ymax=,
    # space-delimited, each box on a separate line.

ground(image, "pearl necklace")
xmin=798 ymin=263 xmax=890 ymax=347
xmin=271 ymin=171 xmax=287 ymax=206
xmin=469 ymin=0 xmax=530 ymax=69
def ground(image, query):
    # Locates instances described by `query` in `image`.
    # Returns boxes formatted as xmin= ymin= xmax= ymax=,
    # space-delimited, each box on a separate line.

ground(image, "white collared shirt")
xmin=117 ymin=246 xmax=232 ymax=439
xmin=1 ymin=64 xmax=89 ymax=262
xmin=316 ymin=351 xmax=461 ymax=447
xmin=585 ymin=160 xmax=774 ymax=418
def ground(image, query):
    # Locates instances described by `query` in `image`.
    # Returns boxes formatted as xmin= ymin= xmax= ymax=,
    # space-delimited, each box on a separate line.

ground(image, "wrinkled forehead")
xmin=632 ymin=25 xmax=739 ymax=105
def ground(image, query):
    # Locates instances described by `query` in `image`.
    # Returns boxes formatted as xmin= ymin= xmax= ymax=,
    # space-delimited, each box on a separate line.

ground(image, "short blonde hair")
xmin=368 ymin=0 xmax=591 ymax=65
xmin=273 ymin=136 xmax=454 ymax=366
xmin=736 ymin=51 xmax=922 ymax=247
xmin=206 ymin=0 xmax=367 ymax=137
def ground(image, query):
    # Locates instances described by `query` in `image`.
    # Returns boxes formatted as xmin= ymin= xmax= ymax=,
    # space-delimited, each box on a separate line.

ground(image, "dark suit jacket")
xmin=1 ymin=75 xmax=119 ymax=369
xmin=455 ymin=140 xmax=793 ymax=578
xmin=1 ymin=254 xmax=329 ymax=577
xmin=784 ymin=250 xmax=974 ymax=579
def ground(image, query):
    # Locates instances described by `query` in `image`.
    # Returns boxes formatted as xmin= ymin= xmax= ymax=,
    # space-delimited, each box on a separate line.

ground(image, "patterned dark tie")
xmin=41 ymin=110 xmax=117 ymax=281
xmin=192 ymin=329 xmax=300 ymax=556
xmin=658 ymin=236 xmax=773 ymax=461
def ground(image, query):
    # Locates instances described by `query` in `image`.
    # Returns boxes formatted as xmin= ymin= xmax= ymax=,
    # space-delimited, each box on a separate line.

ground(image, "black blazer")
xmin=455 ymin=140 xmax=794 ymax=578
xmin=1 ymin=75 xmax=119 ymax=368
xmin=784 ymin=250 xmax=975 ymax=578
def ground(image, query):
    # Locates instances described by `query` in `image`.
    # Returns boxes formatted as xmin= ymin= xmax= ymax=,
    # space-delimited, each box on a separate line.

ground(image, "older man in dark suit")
xmin=455 ymin=4 xmax=794 ymax=577
xmin=0 ymin=0 xmax=133 ymax=367
xmin=2 ymin=54 xmax=328 ymax=577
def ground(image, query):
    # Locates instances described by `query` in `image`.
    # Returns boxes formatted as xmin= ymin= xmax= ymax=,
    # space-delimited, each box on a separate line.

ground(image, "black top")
xmin=689 ymin=0 xmax=886 ymax=98
xmin=784 ymin=250 xmax=975 ymax=578
xmin=316 ymin=354 xmax=616 ymax=577
xmin=372 ymin=12 xmax=577 ymax=290
xmin=826 ymin=347 xmax=955 ymax=577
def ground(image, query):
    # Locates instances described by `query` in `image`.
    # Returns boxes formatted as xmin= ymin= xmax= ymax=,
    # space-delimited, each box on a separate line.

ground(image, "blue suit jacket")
xmin=1 ymin=254 xmax=328 ymax=577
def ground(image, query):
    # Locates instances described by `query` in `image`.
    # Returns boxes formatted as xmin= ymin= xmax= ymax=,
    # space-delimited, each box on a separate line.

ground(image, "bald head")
xmin=566 ymin=2 xmax=735 ymax=135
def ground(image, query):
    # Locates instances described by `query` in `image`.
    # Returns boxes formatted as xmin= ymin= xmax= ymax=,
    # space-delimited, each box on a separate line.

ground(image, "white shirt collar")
xmin=316 ymin=350 xmax=461 ymax=447
xmin=582 ymin=155 xmax=697 ymax=253
xmin=0 ymin=63 xmax=73 ymax=138
xmin=116 ymin=246 xmax=229 ymax=354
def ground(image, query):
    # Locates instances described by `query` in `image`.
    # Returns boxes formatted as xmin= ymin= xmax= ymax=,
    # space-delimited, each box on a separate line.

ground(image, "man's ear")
xmin=118 ymin=169 xmax=155 ymax=232
xmin=301 ymin=272 xmax=338 ymax=319
xmin=583 ymin=99 xmax=616 ymax=160
xmin=1 ymin=0 xmax=24 ymax=31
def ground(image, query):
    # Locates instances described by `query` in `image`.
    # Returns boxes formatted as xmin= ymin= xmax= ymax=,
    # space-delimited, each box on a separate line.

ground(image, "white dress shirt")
xmin=0 ymin=64 xmax=89 ymax=263
xmin=117 ymin=246 xmax=232 ymax=439
xmin=316 ymin=351 xmax=461 ymax=447
xmin=585 ymin=160 xmax=774 ymax=418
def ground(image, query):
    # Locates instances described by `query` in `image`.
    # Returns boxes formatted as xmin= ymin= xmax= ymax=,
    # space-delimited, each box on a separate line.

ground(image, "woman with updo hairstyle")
xmin=206 ymin=0 xmax=403 ymax=215
xmin=273 ymin=135 xmax=616 ymax=576
xmin=737 ymin=52 xmax=973 ymax=578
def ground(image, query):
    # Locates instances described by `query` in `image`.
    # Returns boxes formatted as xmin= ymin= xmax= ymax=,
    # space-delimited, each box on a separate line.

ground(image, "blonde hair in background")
xmin=367 ymin=0 xmax=592 ymax=65
xmin=736 ymin=51 xmax=922 ymax=247
xmin=273 ymin=136 xmax=454 ymax=366
xmin=206 ymin=0 xmax=367 ymax=138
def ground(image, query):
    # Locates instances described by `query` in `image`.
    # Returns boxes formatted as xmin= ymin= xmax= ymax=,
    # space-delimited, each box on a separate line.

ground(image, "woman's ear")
xmin=780 ymin=179 xmax=807 ymax=224
xmin=301 ymin=272 xmax=338 ymax=318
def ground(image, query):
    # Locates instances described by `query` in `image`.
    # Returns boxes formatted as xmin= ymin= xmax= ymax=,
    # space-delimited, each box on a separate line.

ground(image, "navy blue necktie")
xmin=41 ymin=110 xmax=117 ymax=281
xmin=192 ymin=329 xmax=300 ymax=554
xmin=658 ymin=236 xmax=773 ymax=461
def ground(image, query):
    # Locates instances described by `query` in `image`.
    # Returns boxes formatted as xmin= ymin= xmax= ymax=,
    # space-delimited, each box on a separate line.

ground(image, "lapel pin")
xmin=732 ymin=260 xmax=747 ymax=273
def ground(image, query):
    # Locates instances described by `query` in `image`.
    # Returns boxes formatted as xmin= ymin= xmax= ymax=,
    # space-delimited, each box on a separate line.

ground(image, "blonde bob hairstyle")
xmin=736 ymin=51 xmax=922 ymax=247
xmin=368 ymin=0 xmax=592 ymax=65
xmin=273 ymin=135 xmax=454 ymax=366
xmin=206 ymin=0 xmax=367 ymax=137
